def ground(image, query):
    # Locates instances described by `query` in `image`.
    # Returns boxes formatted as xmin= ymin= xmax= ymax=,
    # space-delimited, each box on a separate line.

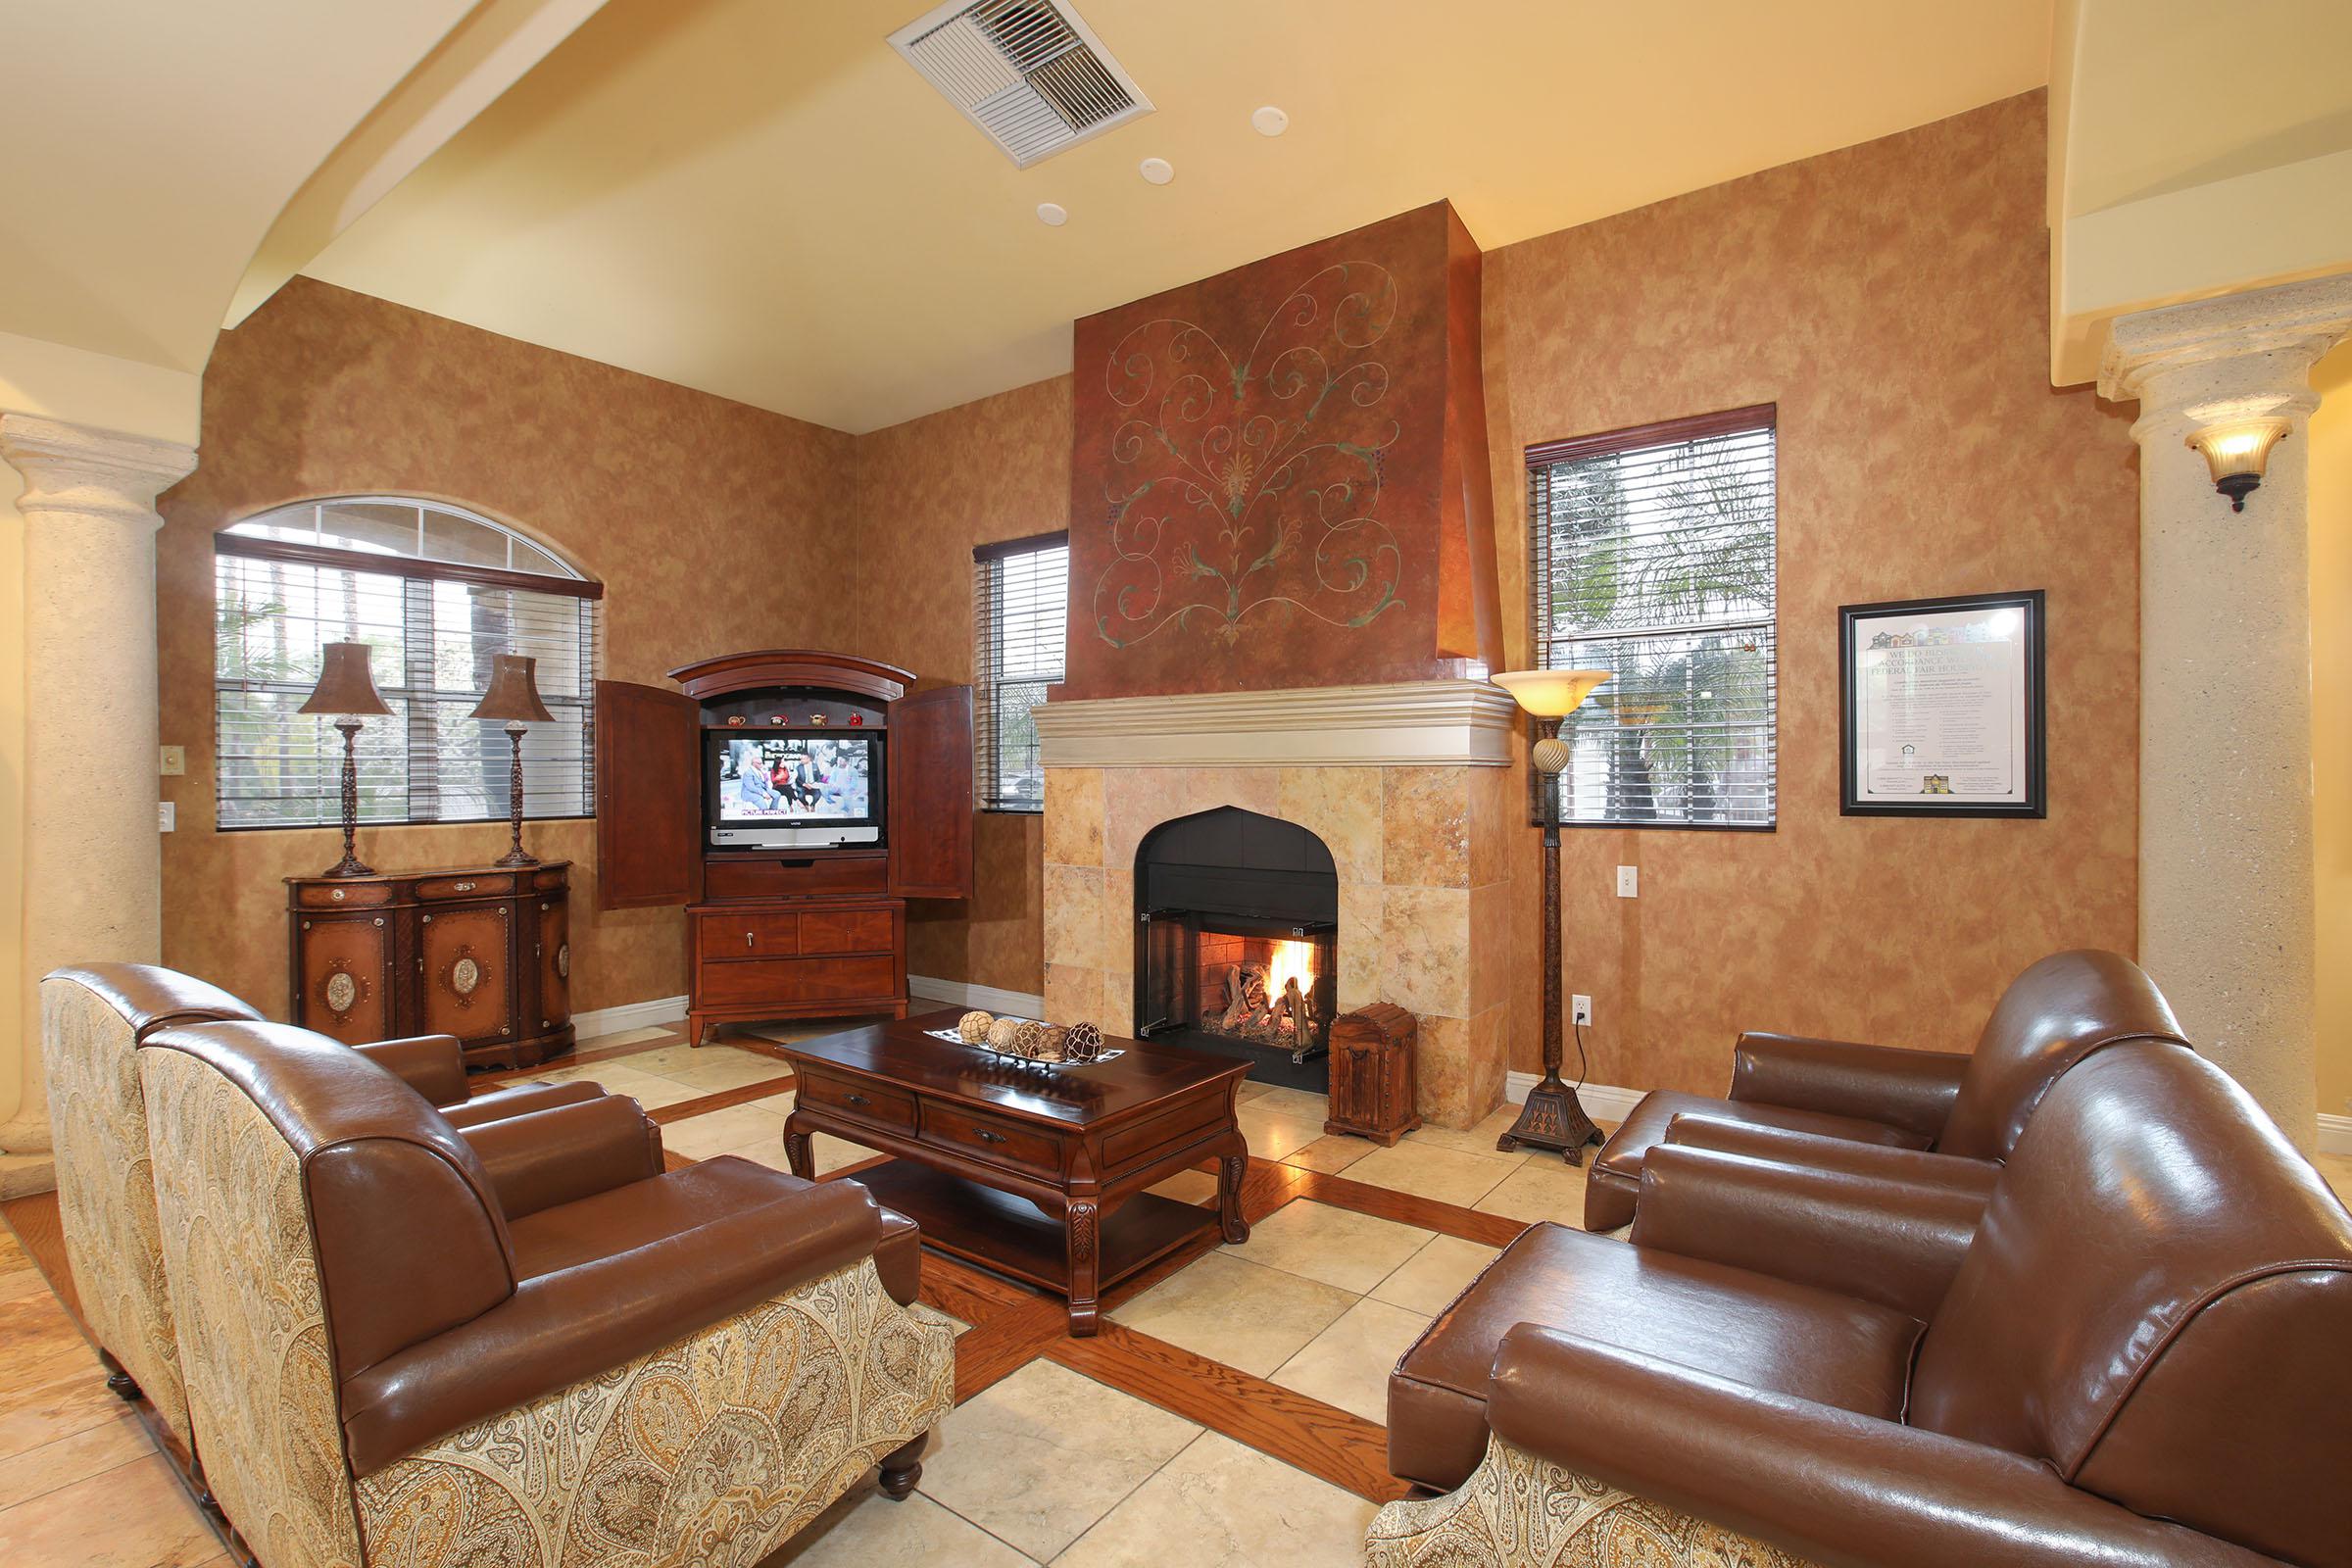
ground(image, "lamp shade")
xmin=1492 ymin=668 xmax=1610 ymax=718
xmin=298 ymin=642 xmax=392 ymax=717
xmin=469 ymin=654 xmax=554 ymax=724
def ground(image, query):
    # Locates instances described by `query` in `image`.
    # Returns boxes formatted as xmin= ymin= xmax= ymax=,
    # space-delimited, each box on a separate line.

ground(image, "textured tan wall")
xmin=1484 ymin=93 xmax=2142 ymax=1087
xmin=2312 ymin=336 xmax=2352 ymax=1120
xmin=156 ymin=278 xmax=858 ymax=1020
xmin=847 ymin=376 xmax=1071 ymax=998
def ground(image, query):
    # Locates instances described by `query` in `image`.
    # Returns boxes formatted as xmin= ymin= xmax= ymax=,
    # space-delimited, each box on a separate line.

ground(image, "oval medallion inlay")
xmin=556 ymin=943 xmax=570 ymax=980
xmin=451 ymin=956 xmax=482 ymax=997
xmin=323 ymin=972 xmax=358 ymax=1013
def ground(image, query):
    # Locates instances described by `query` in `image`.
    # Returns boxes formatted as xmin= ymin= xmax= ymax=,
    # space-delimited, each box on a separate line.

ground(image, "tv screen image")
xmin=717 ymin=737 xmax=871 ymax=823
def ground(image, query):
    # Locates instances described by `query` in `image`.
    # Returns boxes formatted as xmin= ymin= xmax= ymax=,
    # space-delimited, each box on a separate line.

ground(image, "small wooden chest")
xmin=1324 ymin=1003 xmax=1423 ymax=1146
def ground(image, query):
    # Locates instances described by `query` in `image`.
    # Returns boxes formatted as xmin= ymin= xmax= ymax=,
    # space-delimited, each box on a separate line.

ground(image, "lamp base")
xmin=492 ymin=846 xmax=541 ymax=869
xmin=318 ymin=854 xmax=375 ymax=879
xmin=1496 ymin=1075 xmax=1603 ymax=1166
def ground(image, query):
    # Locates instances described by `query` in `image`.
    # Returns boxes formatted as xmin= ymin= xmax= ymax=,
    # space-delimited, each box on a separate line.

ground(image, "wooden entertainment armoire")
xmin=594 ymin=650 xmax=974 ymax=1045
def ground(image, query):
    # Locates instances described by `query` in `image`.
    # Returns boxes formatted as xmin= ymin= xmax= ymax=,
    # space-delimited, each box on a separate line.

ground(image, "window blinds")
xmin=972 ymin=533 xmax=1069 ymax=811
xmin=1528 ymin=407 xmax=1778 ymax=828
xmin=215 ymin=542 xmax=600 ymax=830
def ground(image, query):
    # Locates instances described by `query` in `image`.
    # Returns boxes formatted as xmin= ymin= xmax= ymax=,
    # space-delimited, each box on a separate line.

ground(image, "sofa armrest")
xmin=458 ymin=1097 xmax=662 ymax=1219
xmin=1662 ymin=1115 xmax=2001 ymax=1204
xmin=439 ymin=1079 xmax=605 ymax=1129
xmin=1729 ymin=1031 xmax=1969 ymax=1141
xmin=351 ymin=1034 xmax=469 ymax=1106
xmin=1488 ymin=1327 xmax=2278 ymax=1568
xmin=1630 ymin=1146 xmax=1978 ymax=1319
xmin=339 ymin=1163 xmax=885 ymax=1475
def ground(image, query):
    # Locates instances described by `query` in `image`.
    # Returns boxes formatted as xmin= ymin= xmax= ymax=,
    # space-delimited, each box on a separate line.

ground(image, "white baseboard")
xmin=2321 ymin=1112 xmax=2352 ymax=1156
xmin=907 ymin=974 xmax=1046 ymax=1018
xmin=1506 ymin=1070 xmax=1645 ymax=1125
xmin=572 ymin=993 xmax=687 ymax=1041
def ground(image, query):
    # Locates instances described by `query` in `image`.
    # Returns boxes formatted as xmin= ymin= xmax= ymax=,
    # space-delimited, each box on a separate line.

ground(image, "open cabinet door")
xmin=594 ymin=679 xmax=700 ymax=910
xmin=887 ymin=685 xmax=975 ymax=900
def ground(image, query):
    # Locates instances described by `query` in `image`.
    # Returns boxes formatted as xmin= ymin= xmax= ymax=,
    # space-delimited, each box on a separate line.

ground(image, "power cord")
xmin=1571 ymin=1016 xmax=1591 ymax=1092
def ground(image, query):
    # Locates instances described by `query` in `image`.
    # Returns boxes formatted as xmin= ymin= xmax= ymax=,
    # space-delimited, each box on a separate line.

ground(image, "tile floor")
xmin=4 ymin=1016 xmax=2348 ymax=1568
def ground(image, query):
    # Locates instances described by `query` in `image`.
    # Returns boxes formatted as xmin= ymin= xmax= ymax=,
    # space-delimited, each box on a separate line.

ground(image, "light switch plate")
xmin=159 ymin=744 xmax=185 ymax=776
xmin=159 ymin=801 xmax=176 ymax=833
xmin=1616 ymin=865 xmax=1638 ymax=898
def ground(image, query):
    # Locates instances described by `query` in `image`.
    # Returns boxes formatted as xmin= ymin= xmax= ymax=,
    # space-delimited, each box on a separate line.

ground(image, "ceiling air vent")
xmin=889 ymin=0 xmax=1152 ymax=169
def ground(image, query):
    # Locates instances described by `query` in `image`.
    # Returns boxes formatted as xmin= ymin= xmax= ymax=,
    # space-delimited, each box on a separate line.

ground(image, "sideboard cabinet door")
xmin=416 ymin=903 xmax=516 ymax=1046
xmin=537 ymin=896 xmax=572 ymax=1030
xmin=292 ymin=913 xmax=395 ymax=1046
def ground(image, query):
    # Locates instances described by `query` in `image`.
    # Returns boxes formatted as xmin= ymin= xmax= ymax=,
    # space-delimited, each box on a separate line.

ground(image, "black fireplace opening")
xmin=1133 ymin=808 xmax=1339 ymax=1092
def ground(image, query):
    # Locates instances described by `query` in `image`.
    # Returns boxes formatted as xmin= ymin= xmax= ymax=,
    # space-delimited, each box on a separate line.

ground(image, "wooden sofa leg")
xmin=878 ymin=1433 xmax=928 ymax=1500
xmin=98 ymin=1350 xmax=141 ymax=1403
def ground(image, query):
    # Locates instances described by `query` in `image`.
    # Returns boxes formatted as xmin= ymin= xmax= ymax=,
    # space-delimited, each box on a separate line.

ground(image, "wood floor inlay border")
xmin=645 ymin=1075 xmax=796 ymax=1124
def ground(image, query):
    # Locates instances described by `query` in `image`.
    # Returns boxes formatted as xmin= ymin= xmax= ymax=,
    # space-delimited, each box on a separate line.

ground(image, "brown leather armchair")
xmin=136 ymin=1018 xmax=955 ymax=1568
xmin=1378 ymin=1044 xmax=2352 ymax=1567
xmin=1582 ymin=949 xmax=2189 ymax=1232
xmin=37 ymin=962 xmax=615 ymax=1459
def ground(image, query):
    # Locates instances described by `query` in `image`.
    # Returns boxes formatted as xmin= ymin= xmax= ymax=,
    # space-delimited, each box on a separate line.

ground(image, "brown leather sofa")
xmin=37 ymin=962 xmax=617 ymax=1458
xmin=1582 ymin=949 xmax=2188 ymax=1232
xmin=136 ymin=1018 xmax=955 ymax=1568
xmin=1378 ymin=1043 xmax=2351 ymax=1567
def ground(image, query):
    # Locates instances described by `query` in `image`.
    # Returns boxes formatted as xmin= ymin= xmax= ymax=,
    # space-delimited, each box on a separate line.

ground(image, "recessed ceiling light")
xmin=1036 ymin=202 xmax=1068 ymax=226
xmin=1139 ymin=157 xmax=1174 ymax=185
xmin=1251 ymin=105 xmax=1289 ymax=137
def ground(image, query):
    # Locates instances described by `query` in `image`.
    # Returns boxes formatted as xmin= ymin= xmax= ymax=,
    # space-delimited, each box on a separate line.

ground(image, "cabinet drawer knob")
xmin=453 ymin=881 xmax=476 ymax=893
xmin=843 ymin=1092 xmax=869 ymax=1107
xmin=975 ymin=1128 xmax=1005 ymax=1145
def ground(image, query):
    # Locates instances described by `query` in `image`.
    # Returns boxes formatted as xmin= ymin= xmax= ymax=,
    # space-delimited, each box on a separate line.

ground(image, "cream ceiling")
xmin=304 ymin=0 xmax=2053 ymax=434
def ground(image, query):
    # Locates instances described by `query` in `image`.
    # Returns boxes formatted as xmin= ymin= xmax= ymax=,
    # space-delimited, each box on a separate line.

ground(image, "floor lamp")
xmin=1492 ymin=667 xmax=1611 ymax=1164
xmin=299 ymin=642 xmax=392 ymax=879
xmin=469 ymin=653 xmax=553 ymax=868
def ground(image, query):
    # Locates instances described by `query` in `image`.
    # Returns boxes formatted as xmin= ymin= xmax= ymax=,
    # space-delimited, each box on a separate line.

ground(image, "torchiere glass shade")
xmin=469 ymin=654 xmax=554 ymax=724
xmin=298 ymin=642 xmax=392 ymax=717
xmin=2184 ymin=416 xmax=2291 ymax=512
xmin=1492 ymin=668 xmax=1611 ymax=718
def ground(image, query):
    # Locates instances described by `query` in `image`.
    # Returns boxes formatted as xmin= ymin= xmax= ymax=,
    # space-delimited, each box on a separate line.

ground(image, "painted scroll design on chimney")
xmin=1092 ymin=261 xmax=1404 ymax=649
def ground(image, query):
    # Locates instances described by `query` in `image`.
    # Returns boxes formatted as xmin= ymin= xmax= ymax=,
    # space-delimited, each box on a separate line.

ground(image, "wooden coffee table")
xmin=775 ymin=1010 xmax=1251 ymax=1335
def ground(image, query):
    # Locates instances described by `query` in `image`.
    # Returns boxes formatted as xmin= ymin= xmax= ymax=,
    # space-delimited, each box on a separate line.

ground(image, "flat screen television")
xmin=707 ymin=731 xmax=884 ymax=850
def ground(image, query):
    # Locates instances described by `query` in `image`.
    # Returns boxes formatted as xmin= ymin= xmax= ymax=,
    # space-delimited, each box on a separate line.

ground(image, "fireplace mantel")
xmin=1033 ymin=679 xmax=1518 ymax=769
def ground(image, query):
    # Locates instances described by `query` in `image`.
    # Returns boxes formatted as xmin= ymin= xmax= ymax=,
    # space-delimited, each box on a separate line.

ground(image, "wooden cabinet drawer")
xmin=698 ymin=910 xmax=799 ymax=958
xmin=294 ymin=882 xmax=394 ymax=909
xmin=705 ymin=853 xmax=888 ymax=900
xmin=694 ymin=955 xmax=898 ymax=1007
xmin=416 ymin=873 xmax=514 ymax=902
xmin=921 ymin=1102 xmax=1061 ymax=1178
xmin=801 ymin=1072 xmax=915 ymax=1133
xmin=798 ymin=908 xmax=893 ymax=955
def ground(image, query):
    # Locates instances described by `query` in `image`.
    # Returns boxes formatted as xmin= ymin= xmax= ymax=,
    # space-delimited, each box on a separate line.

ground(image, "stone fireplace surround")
xmin=1034 ymin=680 xmax=1521 ymax=1130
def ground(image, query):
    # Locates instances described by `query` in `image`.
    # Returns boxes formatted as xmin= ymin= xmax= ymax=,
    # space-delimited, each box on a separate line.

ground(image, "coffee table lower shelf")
xmin=850 ymin=1158 xmax=1217 ymax=1330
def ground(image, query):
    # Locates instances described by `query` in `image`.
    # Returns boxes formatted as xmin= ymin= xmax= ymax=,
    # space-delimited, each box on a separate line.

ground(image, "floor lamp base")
xmin=1496 ymin=1076 xmax=1603 ymax=1166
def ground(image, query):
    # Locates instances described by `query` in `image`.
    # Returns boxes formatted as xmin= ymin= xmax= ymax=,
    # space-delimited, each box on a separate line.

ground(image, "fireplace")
xmin=1132 ymin=808 xmax=1339 ymax=1090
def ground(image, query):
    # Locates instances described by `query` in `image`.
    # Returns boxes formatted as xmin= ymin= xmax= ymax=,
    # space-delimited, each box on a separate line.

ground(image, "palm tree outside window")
xmin=1527 ymin=407 xmax=1778 ymax=828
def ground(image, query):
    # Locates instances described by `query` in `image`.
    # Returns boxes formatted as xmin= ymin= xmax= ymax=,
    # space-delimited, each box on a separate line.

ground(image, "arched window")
xmin=215 ymin=497 xmax=603 ymax=829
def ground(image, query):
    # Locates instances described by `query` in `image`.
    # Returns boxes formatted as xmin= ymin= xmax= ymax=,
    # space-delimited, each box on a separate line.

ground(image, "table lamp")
xmin=1491 ymin=666 xmax=1611 ymax=1163
xmin=300 ymin=642 xmax=392 ymax=879
xmin=469 ymin=653 xmax=554 ymax=868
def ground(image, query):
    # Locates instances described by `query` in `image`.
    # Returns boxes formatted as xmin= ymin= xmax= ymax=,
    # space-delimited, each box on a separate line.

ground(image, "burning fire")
xmin=1264 ymin=939 xmax=1319 ymax=1017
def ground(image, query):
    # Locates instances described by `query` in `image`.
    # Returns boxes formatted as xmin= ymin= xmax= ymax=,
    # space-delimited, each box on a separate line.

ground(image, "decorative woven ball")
xmin=986 ymin=1016 xmax=1023 ymax=1051
xmin=1010 ymin=1020 xmax=1054 ymax=1060
xmin=956 ymin=1010 xmax=996 ymax=1044
xmin=1030 ymin=1024 xmax=1069 ymax=1063
xmin=1062 ymin=1021 xmax=1105 ymax=1061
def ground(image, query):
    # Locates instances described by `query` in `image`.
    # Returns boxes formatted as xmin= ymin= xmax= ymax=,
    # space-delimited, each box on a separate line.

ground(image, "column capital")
xmin=2099 ymin=272 xmax=2352 ymax=433
xmin=0 ymin=412 xmax=197 ymax=527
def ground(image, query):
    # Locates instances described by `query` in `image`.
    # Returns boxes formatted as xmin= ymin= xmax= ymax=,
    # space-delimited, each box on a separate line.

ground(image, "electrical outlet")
xmin=158 ymin=801 xmax=175 ymax=833
xmin=1616 ymin=864 xmax=1639 ymax=898
xmin=1572 ymin=994 xmax=1593 ymax=1026
xmin=159 ymin=745 xmax=185 ymax=776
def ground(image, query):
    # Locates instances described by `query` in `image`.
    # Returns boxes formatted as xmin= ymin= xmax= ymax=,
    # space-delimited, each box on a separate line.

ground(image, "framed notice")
xmin=1839 ymin=590 xmax=2044 ymax=818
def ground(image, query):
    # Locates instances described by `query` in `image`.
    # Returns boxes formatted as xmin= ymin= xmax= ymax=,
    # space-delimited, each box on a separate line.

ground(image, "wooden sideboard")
xmin=286 ymin=860 xmax=576 ymax=1069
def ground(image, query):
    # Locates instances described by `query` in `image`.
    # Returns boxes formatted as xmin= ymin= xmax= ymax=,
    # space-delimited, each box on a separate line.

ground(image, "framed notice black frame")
xmin=1838 ymin=589 xmax=2045 ymax=818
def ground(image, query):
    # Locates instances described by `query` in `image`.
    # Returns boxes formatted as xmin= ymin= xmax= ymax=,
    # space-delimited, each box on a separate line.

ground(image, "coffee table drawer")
xmin=922 ymin=1103 xmax=1061 ymax=1178
xmin=801 ymin=1072 xmax=915 ymax=1133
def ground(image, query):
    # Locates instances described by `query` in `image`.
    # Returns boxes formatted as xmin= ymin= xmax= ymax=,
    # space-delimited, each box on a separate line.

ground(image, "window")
xmin=972 ymin=532 xmax=1069 ymax=811
xmin=214 ymin=498 xmax=603 ymax=829
xmin=1528 ymin=406 xmax=1777 ymax=828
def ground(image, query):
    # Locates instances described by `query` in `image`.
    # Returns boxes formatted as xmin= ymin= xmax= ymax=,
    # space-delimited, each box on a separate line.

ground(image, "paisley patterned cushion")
xmin=1365 ymin=1436 xmax=1819 ymax=1568
xmin=38 ymin=977 xmax=193 ymax=1447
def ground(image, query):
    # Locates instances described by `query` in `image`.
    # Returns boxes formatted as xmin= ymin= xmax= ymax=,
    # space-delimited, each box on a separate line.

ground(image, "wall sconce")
xmin=2185 ymin=416 xmax=2291 ymax=513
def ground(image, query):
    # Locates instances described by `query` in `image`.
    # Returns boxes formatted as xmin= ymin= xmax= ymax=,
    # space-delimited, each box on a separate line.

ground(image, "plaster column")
xmin=2099 ymin=274 xmax=2352 ymax=1148
xmin=0 ymin=415 xmax=196 ymax=1175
